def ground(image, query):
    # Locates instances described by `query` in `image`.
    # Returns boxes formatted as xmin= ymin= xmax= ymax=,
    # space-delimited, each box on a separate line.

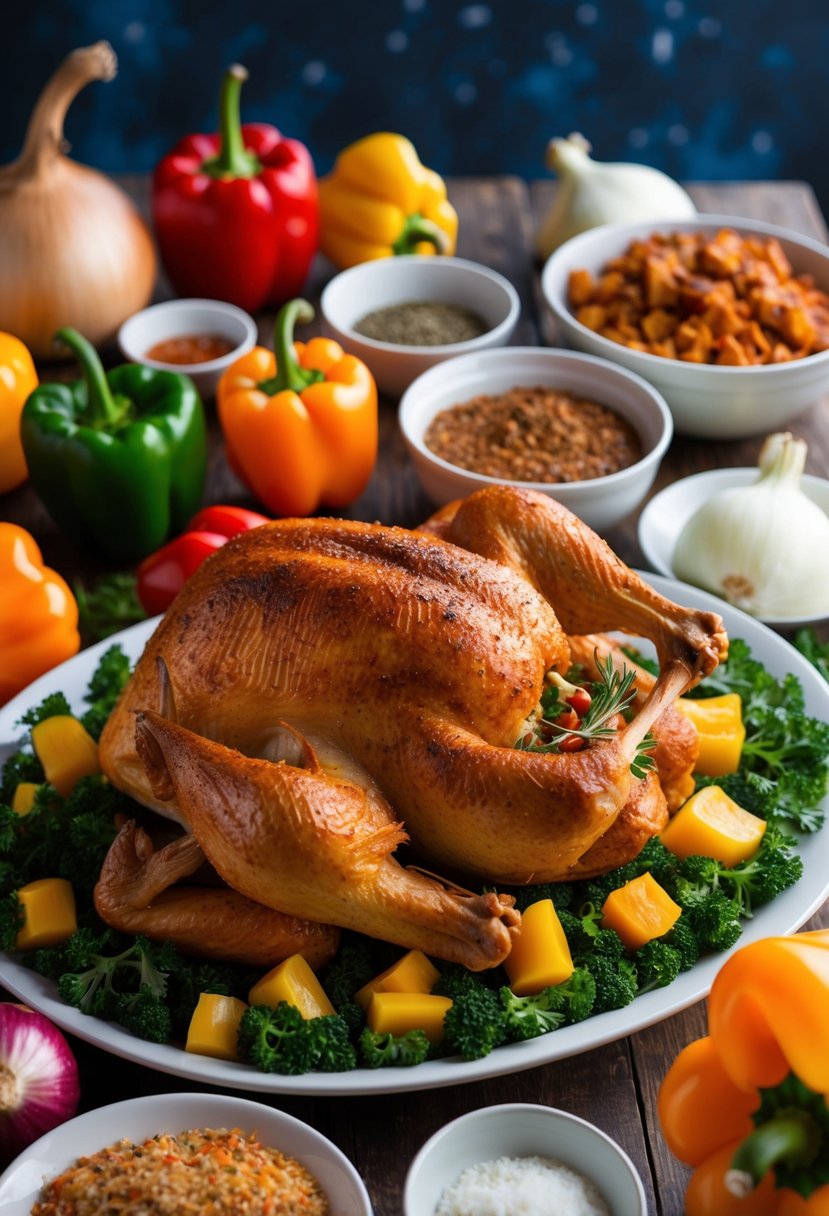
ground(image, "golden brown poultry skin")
xmin=99 ymin=486 xmax=727 ymax=965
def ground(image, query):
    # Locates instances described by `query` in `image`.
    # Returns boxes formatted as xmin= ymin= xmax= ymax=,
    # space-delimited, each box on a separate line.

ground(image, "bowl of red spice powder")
xmin=399 ymin=345 xmax=672 ymax=534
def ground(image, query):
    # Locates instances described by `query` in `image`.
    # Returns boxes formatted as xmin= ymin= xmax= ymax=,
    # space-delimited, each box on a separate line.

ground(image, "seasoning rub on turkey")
xmin=98 ymin=486 xmax=727 ymax=972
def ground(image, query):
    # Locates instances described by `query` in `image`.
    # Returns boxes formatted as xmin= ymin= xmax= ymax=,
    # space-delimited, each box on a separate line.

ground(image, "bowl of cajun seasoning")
xmin=119 ymin=298 xmax=258 ymax=398
xmin=399 ymin=347 xmax=672 ymax=533
xmin=320 ymin=255 xmax=520 ymax=396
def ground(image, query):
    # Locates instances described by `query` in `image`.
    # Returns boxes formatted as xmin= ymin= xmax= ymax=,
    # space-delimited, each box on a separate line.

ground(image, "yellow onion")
xmin=0 ymin=42 xmax=156 ymax=359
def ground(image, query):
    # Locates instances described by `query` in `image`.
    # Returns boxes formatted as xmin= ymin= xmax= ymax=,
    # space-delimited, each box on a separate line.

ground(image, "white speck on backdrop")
xmin=302 ymin=60 xmax=327 ymax=86
xmin=123 ymin=21 xmax=146 ymax=42
xmin=386 ymin=29 xmax=409 ymax=52
xmin=752 ymin=131 xmax=774 ymax=154
xmin=454 ymin=80 xmax=479 ymax=105
xmin=575 ymin=4 xmax=598 ymax=25
xmin=665 ymin=0 xmax=684 ymax=18
xmin=668 ymin=124 xmax=690 ymax=145
xmin=403 ymin=0 xmax=426 ymax=10
xmin=547 ymin=36 xmax=574 ymax=68
xmin=652 ymin=28 xmax=674 ymax=64
xmin=699 ymin=16 xmax=722 ymax=38
xmin=459 ymin=5 xmax=492 ymax=29
xmin=629 ymin=127 xmax=650 ymax=148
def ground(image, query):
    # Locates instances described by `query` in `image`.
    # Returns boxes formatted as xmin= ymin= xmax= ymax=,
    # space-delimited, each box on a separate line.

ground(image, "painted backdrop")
xmin=3 ymin=0 xmax=827 ymax=211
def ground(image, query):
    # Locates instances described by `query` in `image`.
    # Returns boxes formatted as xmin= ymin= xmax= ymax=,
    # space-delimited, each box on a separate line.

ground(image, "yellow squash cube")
xmin=15 ymin=877 xmax=77 ymax=949
xmin=660 ymin=785 xmax=767 ymax=866
xmin=503 ymin=898 xmax=574 ymax=996
xmin=676 ymin=694 xmax=745 ymax=777
xmin=185 ymin=993 xmax=248 ymax=1061
xmin=248 ymin=953 xmax=335 ymax=1019
xmin=356 ymin=949 xmax=440 ymax=1010
xmin=366 ymin=992 xmax=452 ymax=1045
xmin=31 ymin=715 xmax=99 ymax=797
xmin=601 ymin=872 xmax=682 ymax=952
xmin=11 ymin=782 xmax=41 ymax=816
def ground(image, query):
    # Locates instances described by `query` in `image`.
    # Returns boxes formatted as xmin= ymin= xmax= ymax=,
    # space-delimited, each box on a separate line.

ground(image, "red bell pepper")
xmin=152 ymin=64 xmax=318 ymax=312
xmin=136 ymin=504 xmax=269 ymax=616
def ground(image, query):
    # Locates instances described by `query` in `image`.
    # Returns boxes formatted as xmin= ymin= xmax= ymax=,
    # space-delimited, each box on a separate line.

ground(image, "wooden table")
xmin=2 ymin=179 xmax=828 ymax=1215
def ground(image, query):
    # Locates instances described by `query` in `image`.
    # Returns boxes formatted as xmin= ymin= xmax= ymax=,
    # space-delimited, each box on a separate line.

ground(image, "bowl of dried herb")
xmin=320 ymin=255 xmax=520 ymax=396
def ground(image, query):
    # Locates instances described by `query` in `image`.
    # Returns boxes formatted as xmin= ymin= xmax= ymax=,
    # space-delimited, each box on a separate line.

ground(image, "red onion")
xmin=0 ymin=1003 xmax=80 ymax=1161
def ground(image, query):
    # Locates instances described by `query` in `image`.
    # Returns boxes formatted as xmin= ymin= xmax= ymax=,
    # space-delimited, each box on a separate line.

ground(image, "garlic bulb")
xmin=672 ymin=433 xmax=829 ymax=619
xmin=0 ymin=43 xmax=156 ymax=359
xmin=536 ymin=133 xmax=697 ymax=260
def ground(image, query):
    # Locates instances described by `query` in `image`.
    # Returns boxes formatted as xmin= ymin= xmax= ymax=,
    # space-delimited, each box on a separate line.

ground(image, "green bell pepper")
xmin=21 ymin=328 xmax=207 ymax=563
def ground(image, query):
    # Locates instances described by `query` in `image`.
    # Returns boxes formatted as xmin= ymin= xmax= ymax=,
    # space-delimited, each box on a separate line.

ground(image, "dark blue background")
xmin=4 ymin=1 xmax=827 ymax=215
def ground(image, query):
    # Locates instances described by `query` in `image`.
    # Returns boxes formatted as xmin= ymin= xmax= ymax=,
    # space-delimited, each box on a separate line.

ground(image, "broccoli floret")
xmin=432 ymin=963 xmax=498 ymax=1001
xmin=581 ymin=954 xmax=638 ymax=1014
xmin=633 ymin=837 xmax=679 ymax=887
xmin=57 ymin=931 xmax=173 ymax=1042
xmin=662 ymin=918 xmax=700 ymax=972
xmin=683 ymin=890 xmax=743 ymax=953
xmin=633 ymin=940 xmax=682 ymax=993
xmin=81 ymin=643 xmax=134 ymax=738
xmin=509 ymin=881 xmax=575 ymax=914
xmin=165 ymin=957 xmax=238 ymax=1037
xmin=237 ymin=1002 xmax=321 ymax=1074
xmin=670 ymin=826 xmax=803 ymax=928
xmin=358 ymin=1028 xmax=431 ymax=1068
xmin=500 ymin=967 xmax=596 ymax=1041
xmin=318 ymin=935 xmax=378 ymax=1035
xmin=442 ymin=984 xmax=507 ymax=1060
xmin=0 ymin=891 xmax=23 ymax=950
xmin=17 ymin=692 xmax=72 ymax=730
xmin=310 ymin=1014 xmax=358 ymax=1072
xmin=0 ymin=750 xmax=43 ymax=806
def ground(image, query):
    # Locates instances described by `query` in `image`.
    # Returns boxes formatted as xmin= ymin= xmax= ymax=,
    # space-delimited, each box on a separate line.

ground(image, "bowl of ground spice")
xmin=320 ymin=255 xmax=520 ymax=396
xmin=404 ymin=1103 xmax=647 ymax=1216
xmin=399 ymin=346 xmax=672 ymax=533
xmin=0 ymin=1092 xmax=374 ymax=1216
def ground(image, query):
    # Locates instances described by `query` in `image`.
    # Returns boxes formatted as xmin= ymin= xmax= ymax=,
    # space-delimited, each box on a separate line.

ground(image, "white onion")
xmin=0 ymin=1003 xmax=80 ymax=1161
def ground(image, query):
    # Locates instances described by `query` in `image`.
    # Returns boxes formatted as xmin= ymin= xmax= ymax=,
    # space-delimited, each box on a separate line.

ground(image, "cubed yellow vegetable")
xmin=247 ymin=953 xmax=335 ymax=1019
xmin=675 ymin=693 xmax=745 ymax=777
xmin=503 ymin=898 xmax=574 ymax=996
xmin=15 ymin=877 xmax=77 ymax=949
xmin=355 ymin=949 xmax=440 ymax=1010
xmin=31 ymin=715 xmax=99 ymax=797
xmin=185 ymin=992 xmax=248 ymax=1061
xmin=366 ymin=992 xmax=452 ymax=1045
xmin=11 ymin=782 xmax=41 ymax=816
xmin=659 ymin=785 xmax=767 ymax=866
xmin=601 ymin=872 xmax=682 ymax=952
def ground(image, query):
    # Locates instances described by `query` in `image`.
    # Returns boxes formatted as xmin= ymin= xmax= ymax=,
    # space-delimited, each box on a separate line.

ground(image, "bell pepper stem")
xmin=392 ymin=213 xmax=451 ymax=256
xmin=259 ymin=299 xmax=325 ymax=396
xmin=726 ymin=1110 xmax=821 ymax=1197
xmin=202 ymin=64 xmax=261 ymax=180
xmin=55 ymin=328 xmax=127 ymax=428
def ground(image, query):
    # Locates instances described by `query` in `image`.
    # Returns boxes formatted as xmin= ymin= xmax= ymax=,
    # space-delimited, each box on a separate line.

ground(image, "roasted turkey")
xmin=98 ymin=486 xmax=727 ymax=971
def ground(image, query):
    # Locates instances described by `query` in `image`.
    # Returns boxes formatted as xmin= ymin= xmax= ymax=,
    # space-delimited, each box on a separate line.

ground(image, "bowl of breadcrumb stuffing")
xmin=0 ymin=1092 xmax=373 ymax=1216
xmin=404 ymin=1103 xmax=646 ymax=1216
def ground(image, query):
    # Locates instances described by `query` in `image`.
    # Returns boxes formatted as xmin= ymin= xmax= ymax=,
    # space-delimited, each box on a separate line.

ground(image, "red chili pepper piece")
xmin=567 ymin=687 xmax=592 ymax=716
xmin=152 ymin=65 xmax=318 ymax=312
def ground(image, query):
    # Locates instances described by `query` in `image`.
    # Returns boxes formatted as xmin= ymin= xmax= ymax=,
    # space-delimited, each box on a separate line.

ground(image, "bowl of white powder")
xmin=403 ymin=1103 xmax=647 ymax=1216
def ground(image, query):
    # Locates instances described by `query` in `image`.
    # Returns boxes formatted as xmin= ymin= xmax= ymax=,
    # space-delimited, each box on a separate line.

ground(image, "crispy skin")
xmin=99 ymin=487 xmax=727 ymax=961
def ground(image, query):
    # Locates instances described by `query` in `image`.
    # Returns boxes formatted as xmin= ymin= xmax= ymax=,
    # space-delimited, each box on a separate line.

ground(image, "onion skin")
xmin=0 ymin=1003 xmax=80 ymax=1162
xmin=0 ymin=43 xmax=156 ymax=360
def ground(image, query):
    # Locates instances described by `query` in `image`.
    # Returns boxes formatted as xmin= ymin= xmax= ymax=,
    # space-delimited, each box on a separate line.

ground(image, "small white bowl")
xmin=0 ymin=1092 xmax=373 ymax=1215
xmin=118 ymin=298 xmax=258 ymax=398
xmin=320 ymin=255 xmax=520 ymax=396
xmin=404 ymin=1103 xmax=647 ymax=1216
xmin=639 ymin=465 xmax=829 ymax=627
xmin=399 ymin=346 xmax=673 ymax=533
xmin=541 ymin=214 xmax=829 ymax=440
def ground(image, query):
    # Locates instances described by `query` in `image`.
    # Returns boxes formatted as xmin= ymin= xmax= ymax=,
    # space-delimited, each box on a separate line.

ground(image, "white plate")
xmin=0 ymin=1092 xmax=373 ymax=1214
xmin=639 ymin=468 xmax=829 ymax=627
xmin=1 ymin=584 xmax=828 ymax=1096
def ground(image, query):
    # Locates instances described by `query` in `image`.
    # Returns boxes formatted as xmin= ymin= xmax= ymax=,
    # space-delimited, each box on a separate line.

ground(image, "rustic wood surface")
xmin=2 ymin=178 xmax=828 ymax=1215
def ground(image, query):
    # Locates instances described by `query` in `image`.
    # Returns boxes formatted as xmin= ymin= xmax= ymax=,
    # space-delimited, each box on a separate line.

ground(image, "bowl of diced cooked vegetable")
xmin=541 ymin=214 xmax=829 ymax=439
xmin=404 ymin=1103 xmax=647 ymax=1216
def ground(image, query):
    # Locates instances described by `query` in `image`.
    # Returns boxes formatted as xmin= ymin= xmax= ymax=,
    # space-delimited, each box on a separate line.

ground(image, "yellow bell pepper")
xmin=600 ymin=872 xmax=682 ymax=952
xmin=248 ymin=953 xmax=335 ymax=1019
xmin=660 ymin=785 xmax=767 ymax=866
xmin=318 ymin=132 xmax=458 ymax=269
xmin=503 ymin=898 xmax=574 ymax=995
xmin=0 ymin=332 xmax=38 ymax=493
xmin=0 ymin=524 xmax=80 ymax=706
xmin=15 ymin=877 xmax=77 ymax=949
xmin=659 ymin=931 xmax=829 ymax=1214
xmin=676 ymin=693 xmax=746 ymax=777
xmin=355 ymin=949 xmax=440 ymax=1010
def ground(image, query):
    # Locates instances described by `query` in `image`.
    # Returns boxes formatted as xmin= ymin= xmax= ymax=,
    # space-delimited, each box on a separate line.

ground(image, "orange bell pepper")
xmin=659 ymin=931 xmax=829 ymax=1214
xmin=0 ymin=332 xmax=38 ymax=493
xmin=0 ymin=523 xmax=80 ymax=704
xmin=217 ymin=298 xmax=377 ymax=517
